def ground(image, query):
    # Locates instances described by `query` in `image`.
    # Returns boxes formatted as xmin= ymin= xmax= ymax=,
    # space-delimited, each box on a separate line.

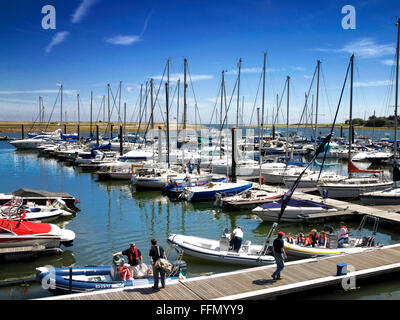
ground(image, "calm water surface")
xmin=1 ymin=129 xmax=400 ymax=300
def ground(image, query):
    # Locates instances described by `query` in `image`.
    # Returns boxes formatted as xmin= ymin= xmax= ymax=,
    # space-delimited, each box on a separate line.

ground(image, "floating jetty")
xmin=39 ymin=243 xmax=400 ymax=300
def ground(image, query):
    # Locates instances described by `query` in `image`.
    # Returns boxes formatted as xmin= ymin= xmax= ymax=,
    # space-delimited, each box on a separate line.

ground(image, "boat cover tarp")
xmin=12 ymin=188 xmax=74 ymax=199
xmin=260 ymin=198 xmax=330 ymax=210
xmin=0 ymin=218 xmax=52 ymax=235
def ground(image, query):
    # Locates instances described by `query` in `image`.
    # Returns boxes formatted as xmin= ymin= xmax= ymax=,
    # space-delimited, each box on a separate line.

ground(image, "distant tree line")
xmin=345 ymin=115 xmax=400 ymax=127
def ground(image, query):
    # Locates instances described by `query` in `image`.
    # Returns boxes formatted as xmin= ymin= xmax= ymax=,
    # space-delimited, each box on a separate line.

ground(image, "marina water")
xmin=1 ymin=128 xmax=400 ymax=300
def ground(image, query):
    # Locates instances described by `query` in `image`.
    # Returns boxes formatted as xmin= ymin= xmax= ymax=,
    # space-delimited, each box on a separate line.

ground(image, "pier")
xmin=40 ymin=243 xmax=400 ymax=300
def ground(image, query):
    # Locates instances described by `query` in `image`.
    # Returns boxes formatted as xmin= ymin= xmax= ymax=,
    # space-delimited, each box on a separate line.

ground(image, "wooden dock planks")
xmin=46 ymin=244 xmax=400 ymax=301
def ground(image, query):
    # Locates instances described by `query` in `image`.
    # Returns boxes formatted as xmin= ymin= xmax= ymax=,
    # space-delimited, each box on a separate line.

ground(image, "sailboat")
xmin=316 ymin=55 xmax=393 ymax=199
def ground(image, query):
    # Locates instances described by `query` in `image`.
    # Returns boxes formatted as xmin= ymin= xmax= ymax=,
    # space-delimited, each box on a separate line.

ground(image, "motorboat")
xmin=284 ymin=215 xmax=382 ymax=258
xmin=0 ymin=217 xmax=75 ymax=249
xmin=168 ymin=232 xmax=275 ymax=266
xmin=0 ymin=198 xmax=73 ymax=222
xmin=0 ymin=188 xmax=78 ymax=209
xmin=216 ymin=188 xmax=284 ymax=211
xmin=36 ymin=254 xmax=187 ymax=293
xmin=183 ymin=181 xmax=253 ymax=201
xmin=261 ymin=165 xmax=306 ymax=184
xmin=96 ymin=163 xmax=142 ymax=180
xmin=9 ymin=130 xmax=61 ymax=150
xmin=252 ymin=198 xmax=337 ymax=222
xmin=132 ymin=167 xmax=213 ymax=190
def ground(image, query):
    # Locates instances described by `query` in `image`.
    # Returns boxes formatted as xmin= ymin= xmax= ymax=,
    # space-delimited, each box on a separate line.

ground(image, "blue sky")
xmin=0 ymin=0 xmax=399 ymax=125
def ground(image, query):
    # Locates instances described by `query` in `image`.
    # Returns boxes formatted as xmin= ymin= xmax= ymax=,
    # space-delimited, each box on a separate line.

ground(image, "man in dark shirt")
xmin=149 ymin=238 xmax=166 ymax=290
xmin=113 ymin=242 xmax=143 ymax=267
xmin=271 ymin=232 xmax=287 ymax=280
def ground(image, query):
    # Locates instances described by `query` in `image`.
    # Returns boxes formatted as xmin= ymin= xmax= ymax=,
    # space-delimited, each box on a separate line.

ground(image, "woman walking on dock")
xmin=271 ymin=232 xmax=287 ymax=280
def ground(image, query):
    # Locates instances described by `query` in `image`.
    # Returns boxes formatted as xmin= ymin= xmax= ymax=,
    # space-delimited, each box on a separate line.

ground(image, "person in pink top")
xmin=337 ymin=221 xmax=349 ymax=248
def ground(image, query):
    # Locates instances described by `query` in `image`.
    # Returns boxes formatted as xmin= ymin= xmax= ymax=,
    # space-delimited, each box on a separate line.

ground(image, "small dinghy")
xmin=216 ymin=188 xmax=283 ymax=211
xmin=252 ymin=198 xmax=337 ymax=222
xmin=36 ymin=255 xmax=187 ymax=293
xmin=168 ymin=231 xmax=275 ymax=266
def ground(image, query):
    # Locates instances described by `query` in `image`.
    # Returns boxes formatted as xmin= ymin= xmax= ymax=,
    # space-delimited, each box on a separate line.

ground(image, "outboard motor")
xmin=169 ymin=260 xmax=187 ymax=277
xmin=111 ymin=255 xmax=125 ymax=281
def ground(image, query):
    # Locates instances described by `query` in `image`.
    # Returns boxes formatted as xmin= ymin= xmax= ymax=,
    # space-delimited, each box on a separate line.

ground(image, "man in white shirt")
xmin=231 ymin=226 xmax=243 ymax=252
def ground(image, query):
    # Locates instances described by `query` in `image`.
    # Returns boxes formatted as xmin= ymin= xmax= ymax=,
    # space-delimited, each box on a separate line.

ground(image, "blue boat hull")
xmin=189 ymin=183 xmax=253 ymax=201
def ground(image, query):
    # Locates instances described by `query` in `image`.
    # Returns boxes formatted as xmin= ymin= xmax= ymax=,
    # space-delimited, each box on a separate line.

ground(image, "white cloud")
xmin=316 ymin=38 xmax=395 ymax=59
xmin=72 ymin=0 xmax=100 ymax=24
xmin=45 ymin=31 xmax=70 ymax=54
xmin=380 ymin=59 xmax=395 ymax=66
xmin=354 ymin=80 xmax=393 ymax=87
xmin=105 ymin=35 xmax=141 ymax=45
xmin=293 ymin=66 xmax=305 ymax=71
xmin=0 ymin=89 xmax=77 ymax=95
xmin=151 ymin=73 xmax=213 ymax=82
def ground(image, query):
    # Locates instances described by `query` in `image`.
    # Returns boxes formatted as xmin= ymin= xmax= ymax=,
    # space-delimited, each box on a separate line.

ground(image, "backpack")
xmin=154 ymin=246 xmax=173 ymax=273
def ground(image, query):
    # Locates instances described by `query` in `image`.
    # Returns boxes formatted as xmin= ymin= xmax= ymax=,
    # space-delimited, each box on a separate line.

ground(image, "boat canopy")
xmin=12 ymin=188 xmax=74 ymax=199
xmin=259 ymin=198 xmax=331 ymax=210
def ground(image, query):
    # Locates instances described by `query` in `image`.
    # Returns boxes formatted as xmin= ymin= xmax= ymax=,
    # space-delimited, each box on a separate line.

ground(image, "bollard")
xmin=336 ymin=263 xmax=347 ymax=276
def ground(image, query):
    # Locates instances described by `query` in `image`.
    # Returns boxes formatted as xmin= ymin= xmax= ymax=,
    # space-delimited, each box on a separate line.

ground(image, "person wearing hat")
xmin=113 ymin=242 xmax=144 ymax=267
xmin=271 ymin=231 xmax=287 ymax=280
xmin=231 ymin=226 xmax=243 ymax=252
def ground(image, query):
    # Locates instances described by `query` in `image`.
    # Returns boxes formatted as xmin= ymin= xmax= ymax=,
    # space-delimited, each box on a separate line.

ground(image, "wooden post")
xmin=158 ymin=126 xmax=162 ymax=163
xmin=21 ymin=124 xmax=24 ymax=139
xmin=96 ymin=125 xmax=99 ymax=145
xmin=110 ymin=124 xmax=114 ymax=139
xmin=64 ymin=124 xmax=67 ymax=134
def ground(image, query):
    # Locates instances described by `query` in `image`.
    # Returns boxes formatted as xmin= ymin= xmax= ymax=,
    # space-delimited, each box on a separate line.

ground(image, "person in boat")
xmin=337 ymin=221 xmax=349 ymax=248
xmin=309 ymin=229 xmax=318 ymax=248
xmin=304 ymin=236 xmax=312 ymax=247
xmin=231 ymin=226 xmax=243 ymax=252
xmin=296 ymin=233 xmax=305 ymax=245
xmin=271 ymin=232 xmax=287 ymax=281
xmin=113 ymin=242 xmax=144 ymax=268
xmin=318 ymin=230 xmax=327 ymax=248
xmin=286 ymin=233 xmax=294 ymax=244
xmin=149 ymin=238 xmax=166 ymax=290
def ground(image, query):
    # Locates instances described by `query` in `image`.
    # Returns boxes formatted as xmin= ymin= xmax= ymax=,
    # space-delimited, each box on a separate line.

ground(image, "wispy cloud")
xmin=316 ymin=38 xmax=395 ymax=59
xmin=152 ymin=73 xmax=213 ymax=82
xmin=0 ymin=89 xmax=77 ymax=95
xmin=380 ymin=59 xmax=395 ymax=66
xmin=105 ymin=12 xmax=152 ymax=46
xmin=45 ymin=31 xmax=70 ymax=54
xmin=292 ymin=66 xmax=305 ymax=71
xmin=354 ymin=80 xmax=393 ymax=88
xmin=72 ymin=0 xmax=100 ymax=24
xmin=105 ymin=35 xmax=141 ymax=45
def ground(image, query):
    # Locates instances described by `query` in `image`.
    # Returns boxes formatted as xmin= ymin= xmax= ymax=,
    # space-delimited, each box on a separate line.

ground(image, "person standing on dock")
xmin=271 ymin=231 xmax=287 ymax=280
xmin=149 ymin=238 xmax=166 ymax=290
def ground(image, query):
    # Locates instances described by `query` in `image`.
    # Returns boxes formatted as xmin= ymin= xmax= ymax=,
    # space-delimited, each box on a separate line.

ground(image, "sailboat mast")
xmin=236 ymin=58 xmax=242 ymax=128
xmin=90 ymin=91 xmax=93 ymax=138
xmin=176 ymin=79 xmax=180 ymax=149
xmin=261 ymin=52 xmax=266 ymax=166
xmin=314 ymin=60 xmax=321 ymax=151
xmin=349 ymin=54 xmax=354 ymax=164
xmin=394 ymin=18 xmax=400 ymax=165
xmin=166 ymin=82 xmax=170 ymax=168
xmin=60 ymin=85 xmax=63 ymax=132
xmin=286 ymin=76 xmax=290 ymax=158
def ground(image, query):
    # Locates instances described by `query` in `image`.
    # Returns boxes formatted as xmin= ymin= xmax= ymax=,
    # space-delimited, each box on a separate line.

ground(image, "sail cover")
xmin=348 ymin=160 xmax=382 ymax=174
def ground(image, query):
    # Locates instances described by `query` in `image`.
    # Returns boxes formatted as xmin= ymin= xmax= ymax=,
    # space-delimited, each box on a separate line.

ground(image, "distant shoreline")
xmin=0 ymin=121 xmax=395 ymax=133
xmin=0 ymin=121 xmax=204 ymax=133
